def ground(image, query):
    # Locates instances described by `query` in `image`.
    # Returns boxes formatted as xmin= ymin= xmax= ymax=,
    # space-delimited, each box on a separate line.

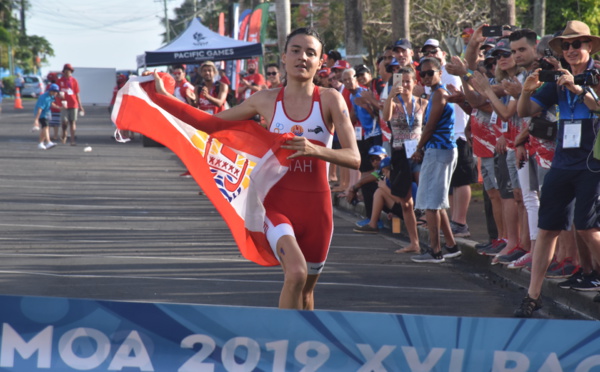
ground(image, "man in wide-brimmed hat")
xmin=514 ymin=20 xmax=600 ymax=318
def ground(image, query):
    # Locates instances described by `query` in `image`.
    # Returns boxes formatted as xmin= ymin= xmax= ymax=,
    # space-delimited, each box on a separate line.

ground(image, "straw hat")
xmin=199 ymin=61 xmax=217 ymax=73
xmin=549 ymin=20 xmax=600 ymax=55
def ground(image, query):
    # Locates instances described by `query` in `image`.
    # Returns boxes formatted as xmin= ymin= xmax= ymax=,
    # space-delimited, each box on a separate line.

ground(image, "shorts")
xmin=538 ymin=168 xmax=600 ymax=231
xmin=496 ymin=152 xmax=514 ymax=199
xmin=506 ymin=150 xmax=521 ymax=189
xmin=61 ymin=108 xmax=78 ymax=123
xmin=49 ymin=111 xmax=61 ymax=127
xmin=263 ymin=185 xmax=333 ymax=275
xmin=480 ymin=157 xmax=497 ymax=191
xmin=390 ymin=148 xmax=413 ymax=198
xmin=450 ymin=138 xmax=478 ymax=187
xmin=39 ymin=117 xmax=48 ymax=128
xmin=357 ymin=135 xmax=383 ymax=173
xmin=415 ymin=148 xmax=457 ymax=210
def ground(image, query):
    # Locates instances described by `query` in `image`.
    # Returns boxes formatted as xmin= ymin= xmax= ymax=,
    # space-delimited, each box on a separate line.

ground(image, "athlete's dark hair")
xmin=508 ymin=28 xmax=538 ymax=46
xmin=266 ymin=63 xmax=280 ymax=71
xmin=418 ymin=57 xmax=441 ymax=70
xmin=284 ymin=27 xmax=325 ymax=57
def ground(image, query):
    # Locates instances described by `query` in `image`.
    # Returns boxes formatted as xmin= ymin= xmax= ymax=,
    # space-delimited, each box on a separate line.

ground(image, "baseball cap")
xmin=491 ymin=38 xmax=511 ymax=56
xmin=484 ymin=49 xmax=495 ymax=61
xmin=421 ymin=39 xmax=440 ymax=52
xmin=355 ymin=64 xmax=371 ymax=75
xmin=331 ymin=60 xmax=351 ymax=70
xmin=368 ymin=145 xmax=387 ymax=156
xmin=462 ymin=28 xmax=474 ymax=37
xmin=317 ymin=68 xmax=330 ymax=77
xmin=63 ymin=63 xmax=74 ymax=72
xmin=393 ymin=39 xmax=412 ymax=50
xmin=480 ymin=37 xmax=496 ymax=50
xmin=48 ymin=84 xmax=60 ymax=92
xmin=379 ymin=156 xmax=392 ymax=170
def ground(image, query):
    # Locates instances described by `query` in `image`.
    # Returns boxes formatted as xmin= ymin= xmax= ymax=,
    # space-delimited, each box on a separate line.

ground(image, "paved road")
xmin=0 ymin=98 xmax=582 ymax=319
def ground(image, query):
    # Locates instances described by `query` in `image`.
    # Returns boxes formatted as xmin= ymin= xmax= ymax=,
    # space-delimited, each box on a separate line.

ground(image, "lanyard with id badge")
xmin=562 ymin=90 xmax=584 ymax=149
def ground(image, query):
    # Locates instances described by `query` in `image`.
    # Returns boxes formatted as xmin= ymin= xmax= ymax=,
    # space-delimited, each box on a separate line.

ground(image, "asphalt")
xmin=0 ymin=96 xmax=596 ymax=320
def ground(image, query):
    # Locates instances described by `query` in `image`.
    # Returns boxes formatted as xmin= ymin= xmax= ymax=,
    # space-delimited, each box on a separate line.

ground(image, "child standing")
xmin=34 ymin=83 xmax=61 ymax=150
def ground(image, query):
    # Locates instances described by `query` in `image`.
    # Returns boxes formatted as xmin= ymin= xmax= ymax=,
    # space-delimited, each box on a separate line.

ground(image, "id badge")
xmin=501 ymin=121 xmax=508 ymax=133
xmin=490 ymin=111 xmax=498 ymax=125
xmin=355 ymin=126 xmax=363 ymax=141
xmin=562 ymin=120 xmax=582 ymax=149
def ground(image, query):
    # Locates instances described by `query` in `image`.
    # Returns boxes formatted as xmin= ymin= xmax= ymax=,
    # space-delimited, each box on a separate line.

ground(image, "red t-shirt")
xmin=240 ymin=73 xmax=266 ymax=96
xmin=57 ymin=76 xmax=80 ymax=109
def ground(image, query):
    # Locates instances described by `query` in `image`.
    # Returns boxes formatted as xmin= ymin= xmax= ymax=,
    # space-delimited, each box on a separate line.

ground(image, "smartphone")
xmin=538 ymin=70 xmax=563 ymax=82
xmin=393 ymin=73 xmax=402 ymax=86
xmin=482 ymin=26 xmax=502 ymax=37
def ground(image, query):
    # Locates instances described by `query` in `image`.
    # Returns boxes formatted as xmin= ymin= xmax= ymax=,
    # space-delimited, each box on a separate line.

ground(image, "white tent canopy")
xmin=138 ymin=18 xmax=263 ymax=68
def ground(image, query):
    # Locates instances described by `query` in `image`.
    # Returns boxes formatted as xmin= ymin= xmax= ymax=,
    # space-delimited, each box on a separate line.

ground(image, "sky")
xmin=27 ymin=0 xmax=180 ymax=75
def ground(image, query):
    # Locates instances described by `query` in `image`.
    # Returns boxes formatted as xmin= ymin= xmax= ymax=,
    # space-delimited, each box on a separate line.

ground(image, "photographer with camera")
xmin=515 ymin=21 xmax=600 ymax=318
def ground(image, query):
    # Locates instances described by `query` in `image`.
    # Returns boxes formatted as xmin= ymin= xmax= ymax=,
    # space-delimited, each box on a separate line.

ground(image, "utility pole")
xmin=20 ymin=0 xmax=26 ymax=35
xmin=156 ymin=0 xmax=172 ymax=42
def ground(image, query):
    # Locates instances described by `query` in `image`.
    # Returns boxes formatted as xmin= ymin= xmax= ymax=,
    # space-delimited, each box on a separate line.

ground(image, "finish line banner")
xmin=0 ymin=295 xmax=599 ymax=371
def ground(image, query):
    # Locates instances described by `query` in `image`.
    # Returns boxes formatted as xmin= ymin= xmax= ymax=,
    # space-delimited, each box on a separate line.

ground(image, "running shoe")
xmin=546 ymin=258 xmax=580 ymax=279
xmin=496 ymin=247 xmax=528 ymax=265
xmin=353 ymin=224 xmax=379 ymax=234
xmin=45 ymin=141 xmax=56 ymax=150
xmin=480 ymin=239 xmax=507 ymax=256
xmin=514 ymin=294 xmax=542 ymax=318
xmin=355 ymin=218 xmax=370 ymax=227
xmin=476 ymin=238 xmax=502 ymax=255
xmin=442 ymin=244 xmax=462 ymax=258
xmin=37 ymin=143 xmax=46 ymax=150
xmin=557 ymin=268 xmax=584 ymax=289
xmin=451 ymin=222 xmax=470 ymax=238
xmin=507 ymin=252 xmax=532 ymax=270
xmin=570 ymin=271 xmax=600 ymax=292
xmin=411 ymin=250 xmax=445 ymax=263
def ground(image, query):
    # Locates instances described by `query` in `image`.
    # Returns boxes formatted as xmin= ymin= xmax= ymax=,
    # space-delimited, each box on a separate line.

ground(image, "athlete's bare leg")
xmin=276 ymin=235 xmax=309 ymax=309
xmin=302 ymin=274 xmax=320 ymax=310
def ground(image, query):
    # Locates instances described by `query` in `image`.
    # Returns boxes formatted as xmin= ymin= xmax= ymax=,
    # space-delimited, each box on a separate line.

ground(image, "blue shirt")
xmin=530 ymin=59 xmax=599 ymax=170
xmin=351 ymin=87 xmax=381 ymax=139
xmin=34 ymin=91 xmax=55 ymax=120
xmin=424 ymin=85 xmax=456 ymax=149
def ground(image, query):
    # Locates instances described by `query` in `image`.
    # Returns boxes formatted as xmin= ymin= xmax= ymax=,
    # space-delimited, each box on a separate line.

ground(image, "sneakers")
xmin=546 ymin=257 xmax=580 ymax=279
xmin=557 ymin=268 xmax=584 ymax=289
xmin=353 ymin=224 xmax=379 ymax=234
xmin=478 ymin=239 xmax=507 ymax=256
xmin=570 ymin=271 xmax=600 ymax=292
xmin=411 ymin=250 xmax=445 ymax=263
xmin=496 ymin=247 xmax=528 ymax=265
xmin=514 ymin=294 xmax=542 ymax=318
xmin=45 ymin=141 xmax=56 ymax=150
xmin=451 ymin=221 xmax=470 ymax=238
xmin=37 ymin=143 xmax=46 ymax=150
xmin=442 ymin=244 xmax=462 ymax=258
xmin=507 ymin=252 xmax=532 ymax=270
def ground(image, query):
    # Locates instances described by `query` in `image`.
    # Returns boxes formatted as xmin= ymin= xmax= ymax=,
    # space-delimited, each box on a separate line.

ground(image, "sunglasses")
xmin=419 ymin=70 xmax=438 ymax=78
xmin=560 ymin=39 xmax=591 ymax=51
xmin=495 ymin=51 xmax=513 ymax=60
xmin=266 ymin=72 xmax=278 ymax=76
xmin=422 ymin=49 xmax=439 ymax=56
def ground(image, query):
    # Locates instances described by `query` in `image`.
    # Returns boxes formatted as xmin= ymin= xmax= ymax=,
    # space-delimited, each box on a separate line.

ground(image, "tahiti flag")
xmin=111 ymin=75 xmax=294 ymax=266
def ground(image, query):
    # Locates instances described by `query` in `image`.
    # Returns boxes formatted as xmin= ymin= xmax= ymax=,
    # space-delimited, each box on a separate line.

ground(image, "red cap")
xmin=331 ymin=60 xmax=350 ymax=70
xmin=462 ymin=28 xmax=474 ymax=35
xmin=317 ymin=68 xmax=330 ymax=77
xmin=63 ymin=63 xmax=74 ymax=72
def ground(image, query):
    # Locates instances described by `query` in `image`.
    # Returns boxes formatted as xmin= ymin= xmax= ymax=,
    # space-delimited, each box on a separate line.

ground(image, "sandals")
xmin=514 ymin=294 xmax=542 ymax=318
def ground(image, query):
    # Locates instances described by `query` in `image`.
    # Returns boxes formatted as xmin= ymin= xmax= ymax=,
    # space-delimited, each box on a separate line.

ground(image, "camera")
xmin=482 ymin=26 xmax=502 ymax=37
xmin=574 ymin=68 xmax=600 ymax=86
xmin=538 ymin=48 xmax=555 ymax=70
xmin=538 ymin=70 xmax=563 ymax=82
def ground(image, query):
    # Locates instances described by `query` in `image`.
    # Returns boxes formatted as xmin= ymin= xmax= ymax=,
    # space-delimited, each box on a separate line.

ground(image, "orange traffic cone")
xmin=14 ymin=87 xmax=23 ymax=109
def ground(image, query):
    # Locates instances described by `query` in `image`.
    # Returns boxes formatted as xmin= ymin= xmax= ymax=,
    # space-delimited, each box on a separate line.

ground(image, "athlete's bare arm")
xmin=215 ymin=89 xmax=279 ymax=123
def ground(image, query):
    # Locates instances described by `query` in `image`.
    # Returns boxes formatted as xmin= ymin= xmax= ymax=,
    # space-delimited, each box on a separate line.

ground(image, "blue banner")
xmin=0 ymin=295 xmax=599 ymax=371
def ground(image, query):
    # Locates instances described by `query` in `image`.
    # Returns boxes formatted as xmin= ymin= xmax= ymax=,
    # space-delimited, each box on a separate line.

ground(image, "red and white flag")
xmin=111 ymin=75 xmax=294 ymax=266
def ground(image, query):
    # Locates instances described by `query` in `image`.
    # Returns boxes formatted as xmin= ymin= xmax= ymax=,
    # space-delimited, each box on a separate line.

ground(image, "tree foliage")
xmin=0 ymin=0 xmax=54 ymax=73
xmin=162 ymin=0 xmax=230 ymax=43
